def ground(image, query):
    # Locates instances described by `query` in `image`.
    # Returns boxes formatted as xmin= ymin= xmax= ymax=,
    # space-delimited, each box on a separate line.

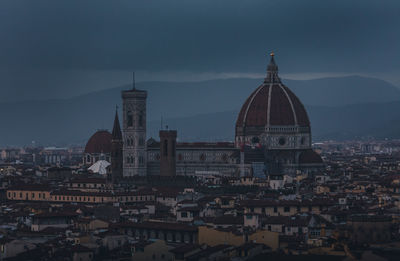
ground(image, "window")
xmin=273 ymin=206 xmax=278 ymax=213
xmin=127 ymin=111 xmax=133 ymax=127
xmin=139 ymin=156 xmax=144 ymax=166
xmin=284 ymin=206 xmax=290 ymax=212
xmin=139 ymin=114 xmax=143 ymax=127
xmin=163 ymin=139 xmax=168 ymax=156
xmin=181 ymin=212 xmax=188 ymax=218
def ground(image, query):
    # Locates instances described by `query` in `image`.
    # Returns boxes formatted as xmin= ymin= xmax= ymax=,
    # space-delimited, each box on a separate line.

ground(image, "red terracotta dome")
xmin=84 ymin=130 xmax=112 ymax=154
xmin=236 ymin=83 xmax=310 ymax=127
xmin=236 ymin=54 xmax=310 ymax=128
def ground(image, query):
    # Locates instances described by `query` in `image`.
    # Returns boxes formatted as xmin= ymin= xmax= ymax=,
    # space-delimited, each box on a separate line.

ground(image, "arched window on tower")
xmin=127 ymin=111 xmax=133 ymax=127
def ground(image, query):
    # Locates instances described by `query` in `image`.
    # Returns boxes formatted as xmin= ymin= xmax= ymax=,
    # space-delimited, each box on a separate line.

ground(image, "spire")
xmin=112 ymin=106 xmax=122 ymax=140
xmin=132 ymin=72 xmax=136 ymax=90
xmin=264 ymin=52 xmax=281 ymax=83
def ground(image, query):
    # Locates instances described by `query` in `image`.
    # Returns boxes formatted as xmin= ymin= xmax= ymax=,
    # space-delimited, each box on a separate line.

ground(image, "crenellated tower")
xmin=159 ymin=129 xmax=177 ymax=176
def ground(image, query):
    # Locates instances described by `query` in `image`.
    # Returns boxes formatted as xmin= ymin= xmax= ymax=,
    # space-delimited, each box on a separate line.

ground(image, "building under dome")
xmin=85 ymin=53 xmax=324 ymax=180
xmin=83 ymin=130 xmax=112 ymax=165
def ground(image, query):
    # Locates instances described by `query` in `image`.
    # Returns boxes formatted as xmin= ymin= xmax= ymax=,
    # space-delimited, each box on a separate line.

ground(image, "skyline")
xmin=1 ymin=2 xmax=400 ymax=260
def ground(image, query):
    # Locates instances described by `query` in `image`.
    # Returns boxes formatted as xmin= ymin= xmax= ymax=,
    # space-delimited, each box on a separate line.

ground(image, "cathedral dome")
xmin=236 ymin=54 xmax=310 ymax=129
xmin=84 ymin=130 xmax=112 ymax=154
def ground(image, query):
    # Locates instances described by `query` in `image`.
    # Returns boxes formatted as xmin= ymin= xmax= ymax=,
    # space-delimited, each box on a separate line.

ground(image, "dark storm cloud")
xmin=1 ymin=0 xmax=399 ymax=74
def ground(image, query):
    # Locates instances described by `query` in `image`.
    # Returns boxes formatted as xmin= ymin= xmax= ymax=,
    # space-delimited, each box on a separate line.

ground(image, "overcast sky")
xmin=1 ymin=0 xmax=399 ymax=102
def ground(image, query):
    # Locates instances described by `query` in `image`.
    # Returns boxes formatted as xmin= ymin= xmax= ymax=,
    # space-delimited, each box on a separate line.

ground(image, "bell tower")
xmin=121 ymin=73 xmax=147 ymax=176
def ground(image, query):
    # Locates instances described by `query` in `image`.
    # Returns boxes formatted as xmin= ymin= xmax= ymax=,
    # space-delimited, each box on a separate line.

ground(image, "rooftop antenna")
xmin=132 ymin=72 xmax=136 ymax=90
xmin=161 ymin=116 xmax=163 ymax=130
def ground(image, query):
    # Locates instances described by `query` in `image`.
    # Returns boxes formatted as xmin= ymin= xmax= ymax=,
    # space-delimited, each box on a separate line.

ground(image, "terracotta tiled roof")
xmin=236 ymin=83 xmax=310 ymax=128
xmin=299 ymin=149 xmax=323 ymax=164
xmin=114 ymin=221 xmax=198 ymax=232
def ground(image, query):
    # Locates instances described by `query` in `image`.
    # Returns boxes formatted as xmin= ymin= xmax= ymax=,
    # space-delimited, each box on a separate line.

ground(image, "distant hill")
xmin=0 ymin=75 xmax=399 ymax=146
xmin=150 ymin=101 xmax=400 ymax=143
xmin=286 ymin=75 xmax=400 ymax=107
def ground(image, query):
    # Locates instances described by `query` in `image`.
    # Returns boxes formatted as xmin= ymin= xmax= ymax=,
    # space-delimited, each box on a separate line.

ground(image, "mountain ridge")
xmin=1 ymin=75 xmax=399 ymax=146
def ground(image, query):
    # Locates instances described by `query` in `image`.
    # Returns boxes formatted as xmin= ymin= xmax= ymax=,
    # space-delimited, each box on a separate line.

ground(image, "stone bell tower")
xmin=122 ymin=73 xmax=147 ymax=176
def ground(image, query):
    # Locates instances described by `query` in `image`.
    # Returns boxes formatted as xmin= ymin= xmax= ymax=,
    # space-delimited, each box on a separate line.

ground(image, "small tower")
xmin=159 ymin=129 xmax=177 ymax=176
xmin=110 ymin=108 xmax=123 ymax=182
xmin=264 ymin=51 xmax=281 ymax=84
xmin=122 ymin=73 xmax=148 ymax=176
